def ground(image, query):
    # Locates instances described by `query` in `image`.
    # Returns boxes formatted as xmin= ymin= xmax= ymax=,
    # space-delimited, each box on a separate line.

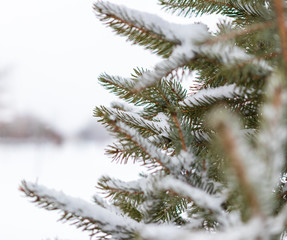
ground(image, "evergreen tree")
xmin=20 ymin=0 xmax=287 ymax=239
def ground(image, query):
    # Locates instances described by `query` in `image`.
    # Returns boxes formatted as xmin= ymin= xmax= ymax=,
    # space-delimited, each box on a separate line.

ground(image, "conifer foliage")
xmin=21 ymin=0 xmax=287 ymax=239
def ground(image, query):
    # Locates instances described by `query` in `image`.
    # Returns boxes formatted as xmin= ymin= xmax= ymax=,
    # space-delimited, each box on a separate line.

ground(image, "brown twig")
xmin=171 ymin=113 xmax=187 ymax=151
xmin=273 ymin=0 xmax=287 ymax=73
xmin=215 ymin=121 xmax=263 ymax=218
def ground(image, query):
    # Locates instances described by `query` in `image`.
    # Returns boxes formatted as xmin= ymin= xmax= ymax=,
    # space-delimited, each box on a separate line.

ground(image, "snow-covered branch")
xmin=115 ymin=121 xmax=172 ymax=171
xmin=180 ymin=84 xmax=241 ymax=107
xmin=154 ymin=175 xmax=224 ymax=212
xmin=94 ymin=0 xmax=208 ymax=44
xmin=20 ymin=181 xmax=140 ymax=239
xmin=99 ymin=106 xmax=169 ymax=136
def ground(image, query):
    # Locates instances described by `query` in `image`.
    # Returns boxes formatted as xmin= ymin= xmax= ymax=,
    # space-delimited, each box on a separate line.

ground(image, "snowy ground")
xmin=0 ymin=141 xmax=142 ymax=240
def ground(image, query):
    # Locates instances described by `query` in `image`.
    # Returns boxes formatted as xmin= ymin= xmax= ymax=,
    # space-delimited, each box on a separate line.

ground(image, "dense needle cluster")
xmin=21 ymin=0 xmax=287 ymax=239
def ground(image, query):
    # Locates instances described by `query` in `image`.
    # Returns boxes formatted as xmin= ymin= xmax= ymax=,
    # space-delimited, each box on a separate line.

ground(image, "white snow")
xmin=155 ymin=175 xmax=224 ymax=212
xmin=180 ymin=84 xmax=240 ymax=107
xmin=135 ymin=45 xmax=197 ymax=90
xmin=140 ymin=217 xmax=266 ymax=240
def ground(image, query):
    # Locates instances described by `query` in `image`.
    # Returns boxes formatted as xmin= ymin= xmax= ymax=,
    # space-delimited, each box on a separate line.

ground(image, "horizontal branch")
xmin=20 ymin=181 xmax=140 ymax=238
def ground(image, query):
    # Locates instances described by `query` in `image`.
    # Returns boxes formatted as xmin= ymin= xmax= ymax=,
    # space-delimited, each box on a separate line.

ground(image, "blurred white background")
xmin=0 ymin=0 xmax=219 ymax=239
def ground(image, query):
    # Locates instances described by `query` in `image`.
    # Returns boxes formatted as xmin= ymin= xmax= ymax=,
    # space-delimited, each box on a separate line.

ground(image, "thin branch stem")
xmin=171 ymin=113 xmax=187 ymax=151
xmin=215 ymin=121 xmax=263 ymax=218
xmin=273 ymin=0 xmax=287 ymax=73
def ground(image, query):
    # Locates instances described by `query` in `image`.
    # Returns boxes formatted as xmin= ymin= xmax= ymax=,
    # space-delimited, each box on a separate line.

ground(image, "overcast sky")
xmin=0 ymin=0 xmax=161 ymax=135
xmin=0 ymin=0 xmax=219 ymax=135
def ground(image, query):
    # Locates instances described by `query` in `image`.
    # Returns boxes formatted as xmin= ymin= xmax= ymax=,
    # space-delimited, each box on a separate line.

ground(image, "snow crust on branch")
xmin=199 ymin=42 xmax=272 ymax=71
xmin=139 ymin=217 xmax=267 ymax=240
xmin=135 ymin=44 xmax=202 ymax=90
xmin=21 ymin=181 xmax=140 ymax=237
xmin=155 ymin=175 xmax=224 ymax=212
xmin=180 ymin=84 xmax=240 ymax=107
xmin=101 ymin=172 xmax=223 ymax=211
xmin=136 ymin=41 xmax=271 ymax=91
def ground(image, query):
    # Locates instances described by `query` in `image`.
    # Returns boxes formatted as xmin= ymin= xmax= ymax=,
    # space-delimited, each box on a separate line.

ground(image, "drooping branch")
xmin=20 ymin=181 xmax=140 ymax=239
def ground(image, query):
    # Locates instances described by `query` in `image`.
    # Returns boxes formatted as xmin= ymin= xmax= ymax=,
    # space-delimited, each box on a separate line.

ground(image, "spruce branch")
xmin=98 ymin=176 xmax=145 ymax=198
xmin=95 ymin=106 xmax=167 ymax=137
xmin=153 ymin=175 xmax=224 ymax=213
xmin=98 ymin=175 xmax=191 ymax=224
xmin=180 ymin=84 xmax=242 ymax=107
xmin=97 ymin=176 xmax=145 ymax=222
xmin=109 ymin=120 xmax=171 ymax=172
xmin=159 ymin=0 xmax=268 ymax=23
xmin=20 ymin=181 xmax=140 ymax=239
xmin=134 ymin=40 xmax=271 ymax=92
xmin=94 ymin=0 xmax=181 ymax=58
xmin=98 ymin=70 xmax=186 ymax=112
xmin=159 ymin=0 xmax=238 ymax=17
